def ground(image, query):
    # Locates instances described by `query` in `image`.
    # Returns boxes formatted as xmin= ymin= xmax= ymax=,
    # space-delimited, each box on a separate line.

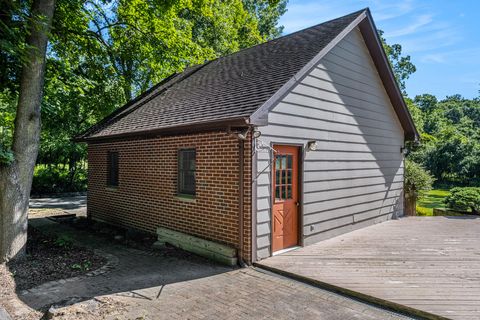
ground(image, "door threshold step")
xmin=272 ymin=246 xmax=301 ymax=256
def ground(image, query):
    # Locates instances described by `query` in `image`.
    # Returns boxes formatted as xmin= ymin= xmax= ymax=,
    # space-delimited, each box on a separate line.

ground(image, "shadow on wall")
xmin=256 ymin=28 xmax=406 ymax=251
xmin=302 ymin=32 xmax=405 ymax=231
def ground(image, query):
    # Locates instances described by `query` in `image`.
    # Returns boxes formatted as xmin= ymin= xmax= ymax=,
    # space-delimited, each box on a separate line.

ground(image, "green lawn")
xmin=416 ymin=189 xmax=451 ymax=216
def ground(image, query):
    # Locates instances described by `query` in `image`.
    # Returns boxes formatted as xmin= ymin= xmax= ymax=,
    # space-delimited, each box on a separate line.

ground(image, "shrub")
xmin=404 ymin=159 xmax=435 ymax=197
xmin=445 ymin=187 xmax=480 ymax=214
xmin=416 ymin=206 xmax=432 ymax=216
xmin=54 ymin=234 xmax=74 ymax=248
xmin=31 ymin=165 xmax=87 ymax=194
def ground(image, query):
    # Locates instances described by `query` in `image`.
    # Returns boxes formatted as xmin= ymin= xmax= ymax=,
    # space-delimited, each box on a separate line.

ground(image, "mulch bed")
xmin=8 ymin=227 xmax=106 ymax=291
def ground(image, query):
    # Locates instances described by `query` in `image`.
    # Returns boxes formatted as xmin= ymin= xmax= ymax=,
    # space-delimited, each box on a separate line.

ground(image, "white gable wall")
xmin=254 ymin=27 xmax=405 ymax=260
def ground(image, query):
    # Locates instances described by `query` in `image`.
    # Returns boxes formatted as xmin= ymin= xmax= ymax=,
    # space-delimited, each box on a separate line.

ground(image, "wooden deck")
xmin=257 ymin=216 xmax=480 ymax=320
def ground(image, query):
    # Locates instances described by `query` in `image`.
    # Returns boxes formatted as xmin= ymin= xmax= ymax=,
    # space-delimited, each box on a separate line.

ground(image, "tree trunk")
xmin=404 ymin=190 xmax=417 ymax=216
xmin=0 ymin=0 xmax=55 ymax=262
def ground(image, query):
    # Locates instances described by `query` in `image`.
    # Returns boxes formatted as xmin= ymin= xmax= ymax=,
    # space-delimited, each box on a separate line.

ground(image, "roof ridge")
xmin=200 ymin=8 xmax=368 ymax=65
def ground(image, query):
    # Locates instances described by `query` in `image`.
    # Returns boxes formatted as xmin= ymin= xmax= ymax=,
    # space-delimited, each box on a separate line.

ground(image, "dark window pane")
xmin=287 ymin=155 xmax=292 ymax=169
xmin=107 ymin=152 xmax=119 ymax=186
xmin=287 ymin=170 xmax=292 ymax=184
xmin=282 ymin=184 xmax=286 ymax=199
xmin=287 ymin=185 xmax=292 ymax=199
xmin=178 ymin=149 xmax=196 ymax=195
xmin=282 ymin=170 xmax=287 ymax=184
xmin=275 ymin=170 xmax=280 ymax=185
xmin=275 ymin=186 xmax=280 ymax=199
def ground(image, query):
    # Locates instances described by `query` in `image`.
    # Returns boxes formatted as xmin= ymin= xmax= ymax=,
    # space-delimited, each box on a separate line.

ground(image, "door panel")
xmin=272 ymin=145 xmax=299 ymax=252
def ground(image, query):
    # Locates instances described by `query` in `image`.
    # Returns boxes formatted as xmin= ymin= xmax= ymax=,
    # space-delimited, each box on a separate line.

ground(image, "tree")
xmin=414 ymin=94 xmax=437 ymax=113
xmin=0 ymin=0 xmax=56 ymax=261
xmin=378 ymin=30 xmax=416 ymax=93
xmin=404 ymin=159 xmax=435 ymax=215
xmin=32 ymin=0 xmax=287 ymax=193
xmin=243 ymin=0 xmax=287 ymax=40
xmin=407 ymin=94 xmax=480 ymax=186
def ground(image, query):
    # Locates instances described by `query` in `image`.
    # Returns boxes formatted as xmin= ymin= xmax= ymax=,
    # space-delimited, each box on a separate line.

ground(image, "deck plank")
xmin=257 ymin=216 xmax=480 ymax=320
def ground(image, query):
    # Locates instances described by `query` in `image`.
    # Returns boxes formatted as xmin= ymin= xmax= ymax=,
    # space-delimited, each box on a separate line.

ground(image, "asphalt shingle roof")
xmin=80 ymin=10 xmax=365 ymax=140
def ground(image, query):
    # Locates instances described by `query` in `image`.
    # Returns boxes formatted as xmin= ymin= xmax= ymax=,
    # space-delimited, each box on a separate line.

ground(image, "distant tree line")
xmin=407 ymin=94 xmax=480 ymax=187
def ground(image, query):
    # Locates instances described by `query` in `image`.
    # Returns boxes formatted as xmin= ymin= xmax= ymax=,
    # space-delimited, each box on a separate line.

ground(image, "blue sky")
xmin=279 ymin=0 xmax=480 ymax=99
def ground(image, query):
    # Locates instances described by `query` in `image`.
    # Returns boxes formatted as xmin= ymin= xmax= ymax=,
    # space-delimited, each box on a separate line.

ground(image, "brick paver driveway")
xmin=257 ymin=216 xmax=480 ymax=320
xmin=16 ymin=218 xmax=410 ymax=320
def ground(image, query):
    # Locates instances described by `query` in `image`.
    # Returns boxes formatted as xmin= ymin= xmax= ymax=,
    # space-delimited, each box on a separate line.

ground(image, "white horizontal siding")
xmin=254 ymin=27 xmax=405 ymax=260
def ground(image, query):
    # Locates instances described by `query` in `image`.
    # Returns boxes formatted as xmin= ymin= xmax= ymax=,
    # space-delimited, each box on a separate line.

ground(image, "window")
xmin=107 ymin=151 xmax=119 ymax=187
xmin=274 ymin=154 xmax=293 ymax=201
xmin=178 ymin=149 xmax=196 ymax=196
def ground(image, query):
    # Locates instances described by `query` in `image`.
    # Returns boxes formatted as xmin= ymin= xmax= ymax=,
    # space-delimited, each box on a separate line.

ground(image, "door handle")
xmin=295 ymin=202 xmax=300 ymax=206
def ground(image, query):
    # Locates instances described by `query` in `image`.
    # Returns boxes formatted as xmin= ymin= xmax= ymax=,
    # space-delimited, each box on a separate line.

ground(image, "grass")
xmin=416 ymin=189 xmax=451 ymax=216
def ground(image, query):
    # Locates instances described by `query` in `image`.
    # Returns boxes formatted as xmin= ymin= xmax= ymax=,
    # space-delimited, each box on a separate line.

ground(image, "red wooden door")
xmin=272 ymin=145 xmax=299 ymax=252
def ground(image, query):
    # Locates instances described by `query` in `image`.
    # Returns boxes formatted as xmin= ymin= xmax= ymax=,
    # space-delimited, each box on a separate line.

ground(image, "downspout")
xmin=238 ymin=138 xmax=247 ymax=267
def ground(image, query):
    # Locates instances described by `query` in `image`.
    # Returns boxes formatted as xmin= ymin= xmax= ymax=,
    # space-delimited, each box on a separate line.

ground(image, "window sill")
xmin=176 ymin=195 xmax=196 ymax=203
xmin=105 ymin=186 xmax=119 ymax=191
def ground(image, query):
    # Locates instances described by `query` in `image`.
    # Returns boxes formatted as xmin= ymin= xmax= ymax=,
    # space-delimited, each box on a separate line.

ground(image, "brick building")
xmin=76 ymin=9 xmax=418 ymax=264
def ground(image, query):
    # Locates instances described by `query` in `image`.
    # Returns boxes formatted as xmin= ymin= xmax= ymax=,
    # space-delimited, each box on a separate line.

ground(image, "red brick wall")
xmin=87 ymin=131 xmax=252 ymax=262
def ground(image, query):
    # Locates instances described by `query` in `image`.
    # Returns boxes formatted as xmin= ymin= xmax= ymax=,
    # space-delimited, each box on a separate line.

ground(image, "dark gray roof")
xmin=78 ymin=10 xmax=366 ymax=140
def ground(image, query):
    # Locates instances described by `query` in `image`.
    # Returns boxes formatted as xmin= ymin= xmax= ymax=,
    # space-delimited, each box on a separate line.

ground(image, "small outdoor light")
xmin=237 ymin=128 xmax=249 ymax=140
xmin=252 ymin=130 xmax=262 ymax=138
xmin=307 ymin=140 xmax=318 ymax=151
xmin=400 ymin=146 xmax=408 ymax=155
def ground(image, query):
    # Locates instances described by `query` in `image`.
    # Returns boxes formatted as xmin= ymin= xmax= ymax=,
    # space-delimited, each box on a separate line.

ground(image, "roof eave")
xmin=75 ymin=117 xmax=251 ymax=143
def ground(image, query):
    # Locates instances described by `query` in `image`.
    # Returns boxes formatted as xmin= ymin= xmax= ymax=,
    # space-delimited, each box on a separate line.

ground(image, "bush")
xmin=416 ymin=206 xmax=432 ymax=216
xmin=445 ymin=187 xmax=480 ymax=214
xmin=404 ymin=159 xmax=435 ymax=197
xmin=32 ymin=165 xmax=87 ymax=194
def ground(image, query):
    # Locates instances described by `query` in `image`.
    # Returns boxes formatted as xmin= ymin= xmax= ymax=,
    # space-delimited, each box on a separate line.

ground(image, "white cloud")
xmin=421 ymin=54 xmax=446 ymax=63
xmin=386 ymin=14 xmax=433 ymax=37
xmin=421 ymin=48 xmax=480 ymax=64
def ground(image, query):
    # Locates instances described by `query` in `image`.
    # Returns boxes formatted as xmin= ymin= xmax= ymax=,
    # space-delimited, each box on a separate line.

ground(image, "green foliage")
xmin=1 ymin=0 xmax=287 ymax=193
xmin=32 ymin=165 xmax=87 ymax=194
xmin=54 ymin=234 xmax=74 ymax=248
xmin=404 ymin=159 xmax=435 ymax=196
xmin=408 ymin=95 xmax=480 ymax=186
xmin=416 ymin=206 xmax=431 ymax=216
xmin=71 ymin=260 xmax=92 ymax=271
xmin=445 ymin=187 xmax=480 ymax=214
xmin=378 ymin=30 xmax=416 ymax=93
xmin=416 ymin=189 xmax=450 ymax=216
xmin=242 ymin=0 xmax=287 ymax=40
xmin=0 ymin=146 xmax=14 ymax=165
xmin=0 ymin=89 xmax=15 ymax=165
xmin=404 ymin=97 xmax=424 ymax=134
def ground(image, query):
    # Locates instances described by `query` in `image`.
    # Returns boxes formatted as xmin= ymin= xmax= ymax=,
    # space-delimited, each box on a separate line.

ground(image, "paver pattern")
xmin=258 ymin=216 xmax=480 ymax=320
xmin=19 ymin=218 xmax=410 ymax=319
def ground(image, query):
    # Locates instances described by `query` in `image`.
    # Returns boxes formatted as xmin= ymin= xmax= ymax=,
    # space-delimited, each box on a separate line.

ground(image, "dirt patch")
xmin=0 ymin=264 xmax=42 ymax=320
xmin=0 ymin=264 xmax=16 ymax=306
xmin=8 ymin=227 xmax=106 ymax=291
xmin=29 ymin=208 xmax=86 ymax=219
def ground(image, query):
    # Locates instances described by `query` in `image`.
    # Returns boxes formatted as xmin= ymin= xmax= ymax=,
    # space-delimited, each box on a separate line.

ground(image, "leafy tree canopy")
xmin=0 ymin=0 xmax=288 ymax=191
xmin=378 ymin=29 xmax=416 ymax=93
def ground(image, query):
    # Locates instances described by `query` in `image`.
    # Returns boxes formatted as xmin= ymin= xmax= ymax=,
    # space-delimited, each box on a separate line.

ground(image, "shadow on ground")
xmin=29 ymin=196 xmax=87 ymax=210
xmin=18 ymin=218 xmax=232 ymax=311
